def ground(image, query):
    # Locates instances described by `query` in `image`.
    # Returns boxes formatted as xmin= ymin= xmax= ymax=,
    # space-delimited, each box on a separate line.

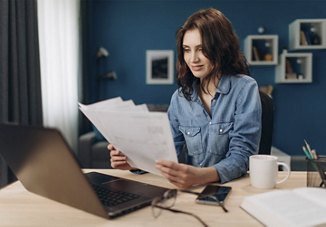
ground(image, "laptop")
xmin=0 ymin=123 xmax=169 ymax=219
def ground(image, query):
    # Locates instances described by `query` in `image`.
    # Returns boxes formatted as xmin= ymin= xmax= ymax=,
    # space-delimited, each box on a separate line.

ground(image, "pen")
xmin=302 ymin=146 xmax=313 ymax=159
xmin=304 ymin=139 xmax=312 ymax=152
xmin=311 ymin=149 xmax=319 ymax=160
xmin=304 ymin=139 xmax=319 ymax=160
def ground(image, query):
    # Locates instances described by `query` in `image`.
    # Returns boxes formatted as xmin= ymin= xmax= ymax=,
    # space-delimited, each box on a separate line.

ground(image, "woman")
xmin=109 ymin=8 xmax=261 ymax=189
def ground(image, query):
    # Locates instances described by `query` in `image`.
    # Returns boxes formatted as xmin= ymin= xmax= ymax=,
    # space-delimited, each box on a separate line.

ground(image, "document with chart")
xmin=79 ymin=97 xmax=178 ymax=175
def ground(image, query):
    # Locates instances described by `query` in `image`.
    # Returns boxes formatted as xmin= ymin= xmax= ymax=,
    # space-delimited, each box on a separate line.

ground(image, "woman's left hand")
xmin=155 ymin=160 xmax=218 ymax=189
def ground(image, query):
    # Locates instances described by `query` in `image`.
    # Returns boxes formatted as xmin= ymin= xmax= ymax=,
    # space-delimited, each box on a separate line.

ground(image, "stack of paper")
xmin=79 ymin=97 xmax=178 ymax=175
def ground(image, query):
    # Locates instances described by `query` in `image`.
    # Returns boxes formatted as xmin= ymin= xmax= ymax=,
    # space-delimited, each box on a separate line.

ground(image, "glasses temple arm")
xmin=153 ymin=205 xmax=208 ymax=227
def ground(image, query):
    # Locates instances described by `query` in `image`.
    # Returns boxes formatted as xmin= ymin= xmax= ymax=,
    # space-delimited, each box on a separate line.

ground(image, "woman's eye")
xmin=183 ymin=48 xmax=190 ymax=53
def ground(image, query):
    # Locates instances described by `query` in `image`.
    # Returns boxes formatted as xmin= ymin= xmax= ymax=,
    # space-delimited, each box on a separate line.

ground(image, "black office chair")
xmin=258 ymin=91 xmax=274 ymax=155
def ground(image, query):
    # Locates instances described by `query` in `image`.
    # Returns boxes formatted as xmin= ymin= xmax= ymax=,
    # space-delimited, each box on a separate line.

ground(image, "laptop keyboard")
xmin=92 ymin=184 xmax=141 ymax=207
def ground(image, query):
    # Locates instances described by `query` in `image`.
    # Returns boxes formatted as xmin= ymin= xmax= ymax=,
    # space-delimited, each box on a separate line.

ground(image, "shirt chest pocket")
xmin=215 ymin=122 xmax=233 ymax=135
xmin=179 ymin=126 xmax=203 ymax=155
xmin=210 ymin=122 xmax=233 ymax=155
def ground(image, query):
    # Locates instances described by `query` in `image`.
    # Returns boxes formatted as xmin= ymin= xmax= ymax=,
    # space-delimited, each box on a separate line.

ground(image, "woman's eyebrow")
xmin=182 ymin=44 xmax=202 ymax=48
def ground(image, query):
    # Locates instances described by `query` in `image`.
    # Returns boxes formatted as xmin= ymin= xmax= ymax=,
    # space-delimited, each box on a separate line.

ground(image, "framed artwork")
xmin=146 ymin=50 xmax=174 ymax=84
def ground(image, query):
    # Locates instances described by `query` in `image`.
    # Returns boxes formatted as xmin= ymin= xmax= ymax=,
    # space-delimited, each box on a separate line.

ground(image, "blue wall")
xmin=86 ymin=0 xmax=326 ymax=156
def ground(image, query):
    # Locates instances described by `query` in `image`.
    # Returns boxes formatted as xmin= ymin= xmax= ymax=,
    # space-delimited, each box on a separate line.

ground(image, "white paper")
xmin=79 ymin=97 xmax=178 ymax=175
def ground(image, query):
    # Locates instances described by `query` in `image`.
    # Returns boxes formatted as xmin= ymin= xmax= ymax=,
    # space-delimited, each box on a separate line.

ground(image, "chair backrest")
xmin=258 ymin=91 xmax=274 ymax=155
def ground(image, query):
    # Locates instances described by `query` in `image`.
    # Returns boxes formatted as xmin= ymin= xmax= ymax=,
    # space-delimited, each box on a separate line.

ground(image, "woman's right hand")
xmin=108 ymin=144 xmax=132 ymax=170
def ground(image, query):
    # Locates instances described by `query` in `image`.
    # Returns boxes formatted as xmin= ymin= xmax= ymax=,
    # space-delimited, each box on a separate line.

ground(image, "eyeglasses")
xmin=151 ymin=189 xmax=208 ymax=227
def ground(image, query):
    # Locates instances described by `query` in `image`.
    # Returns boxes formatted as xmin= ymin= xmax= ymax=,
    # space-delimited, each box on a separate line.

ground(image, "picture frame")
xmin=146 ymin=50 xmax=174 ymax=84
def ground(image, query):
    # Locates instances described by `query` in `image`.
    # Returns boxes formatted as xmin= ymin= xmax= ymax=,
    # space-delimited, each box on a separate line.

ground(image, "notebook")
xmin=0 ymin=123 xmax=169 ymax=219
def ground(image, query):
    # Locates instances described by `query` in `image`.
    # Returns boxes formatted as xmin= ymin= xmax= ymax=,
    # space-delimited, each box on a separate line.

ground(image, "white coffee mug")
xmin=249 ymin=155 xmax=290 ymax=189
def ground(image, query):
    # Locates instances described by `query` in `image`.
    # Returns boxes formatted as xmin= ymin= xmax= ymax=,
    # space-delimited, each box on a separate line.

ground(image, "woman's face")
xmin=183 ymin=28 xmax=213 ymax=80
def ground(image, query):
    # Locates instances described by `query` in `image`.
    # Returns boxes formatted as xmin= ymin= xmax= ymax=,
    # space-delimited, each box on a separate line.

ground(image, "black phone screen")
xmin=196 ymin=185 xmax=232 ymax=204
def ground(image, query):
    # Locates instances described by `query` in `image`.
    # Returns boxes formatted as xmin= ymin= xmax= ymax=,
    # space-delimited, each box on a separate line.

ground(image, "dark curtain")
xmin=0 ymin=0 xmax=43 ymax=186
xmin=79 ymin=0 xmax=92 ymax=135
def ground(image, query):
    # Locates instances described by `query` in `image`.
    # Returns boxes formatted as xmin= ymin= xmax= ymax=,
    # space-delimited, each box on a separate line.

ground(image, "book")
xmin=300 ymin=30 xmax=308 ymax=46
xmin=252 ymin=46 xmax=260 ymax=61
xmin=285 ymin=59 xmax=294 ymax=74
xmin=241 ymin=187 xmax=326 ymax=227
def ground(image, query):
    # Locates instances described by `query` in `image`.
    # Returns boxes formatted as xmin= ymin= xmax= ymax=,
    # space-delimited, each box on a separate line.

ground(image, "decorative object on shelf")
xmin=264 ymin=53 xmax=273 ymax=61
xmin=244 ymin=35 xmax=278 ymax=66
xmin=146 ymin=50 xmax=174 ymax=85
xmin=275 ymin=50 xmax=312 ymax=83
xmin=310 ymin=26 xmax=322 ymax=45
xmin=289 ymin=19 xmax=326 ymax=50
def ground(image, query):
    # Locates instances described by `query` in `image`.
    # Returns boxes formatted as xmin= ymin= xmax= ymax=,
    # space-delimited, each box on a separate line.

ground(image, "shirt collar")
xmin=189 ymin=75 xmax=232 ymax=100
xmin=216 ymin=75 xmax=231 ymax=95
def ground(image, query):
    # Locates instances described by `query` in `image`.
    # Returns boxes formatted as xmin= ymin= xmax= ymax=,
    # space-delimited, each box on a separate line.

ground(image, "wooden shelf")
xmin=244 ymin=35 xmax=278 ymax=66
xmin=289 ymin=19 xmax=326 ymax=50
xmin=275 ymin=50 xmax=312 ymax=83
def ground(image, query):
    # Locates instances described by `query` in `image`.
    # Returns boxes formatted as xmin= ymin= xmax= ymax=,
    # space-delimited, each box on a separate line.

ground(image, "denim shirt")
xmin=167 ymin=74 xmax=262 ymax=183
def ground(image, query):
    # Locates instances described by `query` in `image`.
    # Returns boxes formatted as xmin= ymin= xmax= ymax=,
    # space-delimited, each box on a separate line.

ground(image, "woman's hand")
xmin=155 ymin=160 xmax=219 ymax=189
xmin=108 ymin=144 xmax=132 ymax=170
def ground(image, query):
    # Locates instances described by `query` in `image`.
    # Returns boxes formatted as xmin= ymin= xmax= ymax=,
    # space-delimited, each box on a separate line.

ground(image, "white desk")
xmin=0 ymin=169 xmax=306 ymax=227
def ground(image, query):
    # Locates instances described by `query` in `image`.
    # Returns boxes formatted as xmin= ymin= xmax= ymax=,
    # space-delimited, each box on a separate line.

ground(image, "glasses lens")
xmin=151 ymin=197 xmax=163 ymax=218
xmin=163 ymin=190 xmax=177 ymax=208
xmin=151 ymin=190 xmax=177 ymax=218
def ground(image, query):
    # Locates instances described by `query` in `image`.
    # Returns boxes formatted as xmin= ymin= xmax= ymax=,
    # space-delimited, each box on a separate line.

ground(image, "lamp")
xmin=96 ymin=46 xmax=117 ymax=81
xmin=100 ymin=71 xmax=117 ymax=80
xmin=96 ymin=47 xmax=109 ymax=59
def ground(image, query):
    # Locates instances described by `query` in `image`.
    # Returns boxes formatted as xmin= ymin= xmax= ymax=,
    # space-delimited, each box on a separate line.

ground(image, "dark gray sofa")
xmin=78 ymin=131 xmax=110 ymax=168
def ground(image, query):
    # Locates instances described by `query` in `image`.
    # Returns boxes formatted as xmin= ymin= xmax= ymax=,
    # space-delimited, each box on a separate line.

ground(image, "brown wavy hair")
xmin=176 ymin=8 xmax=250 ymax=100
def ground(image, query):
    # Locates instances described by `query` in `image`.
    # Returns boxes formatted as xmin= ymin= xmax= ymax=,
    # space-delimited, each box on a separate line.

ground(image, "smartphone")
xmin=195 ymin=185 xmax=232 ymax=206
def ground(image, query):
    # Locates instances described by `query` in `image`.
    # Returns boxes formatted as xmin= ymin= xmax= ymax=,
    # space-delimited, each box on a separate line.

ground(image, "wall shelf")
xmin=244 ymin=35 xmax=278 ymax=66
xmin=289 ymin=19 xmax=326 ymax=50
xmin=275 ymin=50 xmax=313 ymax=83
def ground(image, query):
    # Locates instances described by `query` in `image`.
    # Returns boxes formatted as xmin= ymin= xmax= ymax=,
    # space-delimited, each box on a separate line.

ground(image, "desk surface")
xmin=0 ymin=169 xmax=306 ymax=227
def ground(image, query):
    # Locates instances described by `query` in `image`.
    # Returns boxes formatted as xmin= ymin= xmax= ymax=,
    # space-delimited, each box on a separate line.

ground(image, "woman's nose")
xmin=190 ymin=52 xmax=199 ymax=63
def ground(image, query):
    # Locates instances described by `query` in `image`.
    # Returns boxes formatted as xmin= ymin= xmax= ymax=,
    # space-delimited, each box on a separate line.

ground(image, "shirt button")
xmin=219 ymin=128 xmax=223 ymax=133
xmin=187 ymin=131 xmax=190 ymax=135
xmin=209 ymin=122 xmax=212 ymax=125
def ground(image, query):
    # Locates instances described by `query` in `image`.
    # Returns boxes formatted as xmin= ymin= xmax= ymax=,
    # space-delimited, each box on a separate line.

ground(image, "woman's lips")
xmin=191 ymin=65 xmax=203 ymax=71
